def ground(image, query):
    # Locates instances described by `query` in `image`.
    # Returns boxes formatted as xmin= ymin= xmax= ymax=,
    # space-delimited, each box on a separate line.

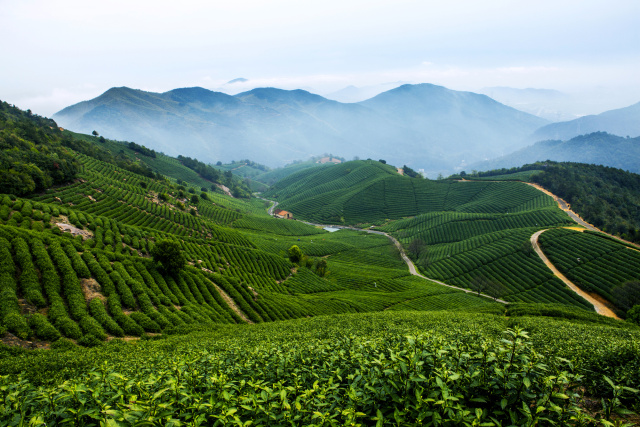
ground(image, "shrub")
xmin=29 ymin=313 xmax=61 ymax=341
xmin=3 ymin=313 xmax=31 ymax=340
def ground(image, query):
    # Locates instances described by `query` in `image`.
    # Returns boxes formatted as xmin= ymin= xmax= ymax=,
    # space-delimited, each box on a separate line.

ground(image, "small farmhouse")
xmin=274 ymin=209 xmax=293 ymax=219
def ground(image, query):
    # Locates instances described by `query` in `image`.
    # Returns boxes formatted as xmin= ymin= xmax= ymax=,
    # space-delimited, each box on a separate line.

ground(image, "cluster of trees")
xmin=472 ymin=163 xmax=545 ymax=178
xmin=402 ymin=165 xmax=423 ymax=179
xmin=0 ymin=101 xmax=168 ymax=197
xmin=179 ymin=155 xmax=252 ymax=198
xmin=288 ymin=245 xmax=327 ymax=277
xmin=469 ymin=275 xmax=507 ymax=301
xmin=229 ymin=159 xmax=270 ymax=172
xmin=0 ymin=101 xmax=79 ymax=196
xmin=178 ymin=155 xmax=222 ymax=182
xmin=127 ymin=141 xmax=156 ymax=158
xmin=612 ymin=281 xmax=640 ymax=324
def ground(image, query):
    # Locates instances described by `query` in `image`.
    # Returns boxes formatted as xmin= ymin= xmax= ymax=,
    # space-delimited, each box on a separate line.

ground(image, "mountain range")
xmin=471 ymin=132 xmax=640 ymax=174
xmin=53 ymin=84 xmax=548 ymax=173
xmin=532 ymin=101 xmax=640 ymax=141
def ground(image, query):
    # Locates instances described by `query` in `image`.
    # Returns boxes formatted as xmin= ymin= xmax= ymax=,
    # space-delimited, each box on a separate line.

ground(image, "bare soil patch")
xmin=18 ymin=298 xmax=38 ymax=315
xmin=2 ymin=332 xmax=50 ymax=350
xmin=55 ymin=222 xmax=94 ymax=239
xmin=213 ymin=284 xmax=253 ymax=323
xmin=215 ymin=183 xmax=234 ymax=197
xmin=81 ymin=278 xmax=105 ymax=302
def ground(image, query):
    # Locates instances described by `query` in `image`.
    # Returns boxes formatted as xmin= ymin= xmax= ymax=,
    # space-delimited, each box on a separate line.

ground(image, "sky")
xmin=1 ymin=0 xmax=639 ymax=117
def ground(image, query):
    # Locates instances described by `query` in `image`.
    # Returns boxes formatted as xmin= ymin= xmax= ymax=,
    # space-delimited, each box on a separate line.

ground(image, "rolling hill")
xmin=53 ymin=84 xmax=548 ymax=173
xmin=2 ymin=101 xmax=640 ymax=424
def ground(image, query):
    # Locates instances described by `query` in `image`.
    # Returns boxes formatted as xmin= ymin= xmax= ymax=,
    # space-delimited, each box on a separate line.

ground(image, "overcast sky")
xmin=1 ymin=0 xmax=639 ymax=116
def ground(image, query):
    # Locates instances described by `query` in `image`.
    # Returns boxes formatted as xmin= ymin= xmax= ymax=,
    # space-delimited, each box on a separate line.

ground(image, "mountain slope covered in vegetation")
xmin=2 ymin=102 xmax=639 ymax=425
xmin=53 ymin=84 xmax=547 ymax=173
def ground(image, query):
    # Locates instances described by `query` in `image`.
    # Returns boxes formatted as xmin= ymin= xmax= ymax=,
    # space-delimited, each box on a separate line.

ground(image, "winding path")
xmin=260 ymin=198 xmax=507 ymax=304
xmin=525 ymin=183 xmax=599 ymax=231
xmin=530 ymin=229 xmax=619 ymax=319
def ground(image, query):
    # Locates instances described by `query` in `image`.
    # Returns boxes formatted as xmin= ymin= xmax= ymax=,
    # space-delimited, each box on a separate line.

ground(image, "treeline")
xmin=473 ymin=163 xmax=546 ymax=178
xmin=178 ymin=155 xmax=252 ymax=198
xmin=402 ymin=164 xmax=423 ymax=179
xmin=127 ymin=141 xmax=156 ymax=158
xmin=530 ymin=162 xmax=640 ymax=242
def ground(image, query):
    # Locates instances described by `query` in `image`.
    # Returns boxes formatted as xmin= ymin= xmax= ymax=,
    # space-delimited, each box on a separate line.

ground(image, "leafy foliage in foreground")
xmin=0 ymin=311 xmax=638 ymax=426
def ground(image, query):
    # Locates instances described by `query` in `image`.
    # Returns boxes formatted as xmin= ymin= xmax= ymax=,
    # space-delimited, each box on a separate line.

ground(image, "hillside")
xmin=2 ymin=102 xmax=503 ymax=347
xmin=532 ymin=101 xmax=640 ymax=141
xmin=471 ymin=132 xmax=640 ymax=174
xmin=2 ymin=102 xmax=640 ymax=424
xmin=267 ymin=160 xmax=640 ymax=316
xmin=3 ymin=310 xmax=639 ymax=425
xmin=53 ymin=84 xmax=547 ymax=173
xmin=464 ymin=162 xmax=640 ymax=244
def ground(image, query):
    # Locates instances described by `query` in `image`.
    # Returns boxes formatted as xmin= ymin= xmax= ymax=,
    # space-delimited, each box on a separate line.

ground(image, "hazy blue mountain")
xmin=54 ymin=84 xmax=547 ymax=173
xmin=324 ymin=82 xmax=406 ymax=103
xmin=358 ymin=84 xmax=548 ymax=166
xmin=478 ymin=87 xmax=578 ymax=122
xmin=532 ymin=102 xmax=640 ymax=141
xmin=471 ymin=132 xmax=640 ymax=174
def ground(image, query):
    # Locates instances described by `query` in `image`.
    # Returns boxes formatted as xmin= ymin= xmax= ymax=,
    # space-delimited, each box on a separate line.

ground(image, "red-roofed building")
xmin=274 ymin=209 xmax=293 ymax=219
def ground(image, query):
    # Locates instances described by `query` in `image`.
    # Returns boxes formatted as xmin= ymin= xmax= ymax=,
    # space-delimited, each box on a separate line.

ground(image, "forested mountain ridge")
xmin=471 ymin=132 xmax=640 ymax=174
xmin=53 ymin=84 xmax=547 ymax=173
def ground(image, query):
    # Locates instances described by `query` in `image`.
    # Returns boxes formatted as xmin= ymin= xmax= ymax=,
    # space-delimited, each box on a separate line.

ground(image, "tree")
xmin=379 ymin=159 xmax=386 ymax=164
xmin=470 ymin=276 xmax=490 ymax=296
xmin=190 ymin=194 xmax=199 ymax=204
xmin=486 ymin=282 xmax=507 ymax=301
xmin=151 ymin=240 xmax=185 ymax=275
xmin=408 ymin=238 xmax=426 ymax=258
xmin=288 ymin=245 xmax=303 ymax=264
xmin=627 ymin=305 xmax=640 ymax=325
xmin=92 ymin=130 xmax=99 ymax=137
xmin=315 ymin=258 xmax=328 ymax=277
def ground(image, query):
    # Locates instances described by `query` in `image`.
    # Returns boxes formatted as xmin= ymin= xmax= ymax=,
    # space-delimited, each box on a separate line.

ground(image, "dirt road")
xmin=530 ymin=229 xmax=620 ymax=319
xmin=296 ymin=221 xmax=508 ymax=304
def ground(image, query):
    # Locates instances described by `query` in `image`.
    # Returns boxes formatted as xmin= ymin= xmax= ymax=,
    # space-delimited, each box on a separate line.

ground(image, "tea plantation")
xmin=1 ymin=102 xmax=639 ymax=424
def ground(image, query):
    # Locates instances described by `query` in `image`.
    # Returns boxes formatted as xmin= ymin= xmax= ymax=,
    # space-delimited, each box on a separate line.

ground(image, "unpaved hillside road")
xmin=298 ymin=222 xmax=508 ymax=304
xmin=525 ymin=183 xmax=599 ymax=232
xmin=258 ymin=196 xmax=506 ymax=303
xmin=531 ymin=230 xmax=620 ymax=319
